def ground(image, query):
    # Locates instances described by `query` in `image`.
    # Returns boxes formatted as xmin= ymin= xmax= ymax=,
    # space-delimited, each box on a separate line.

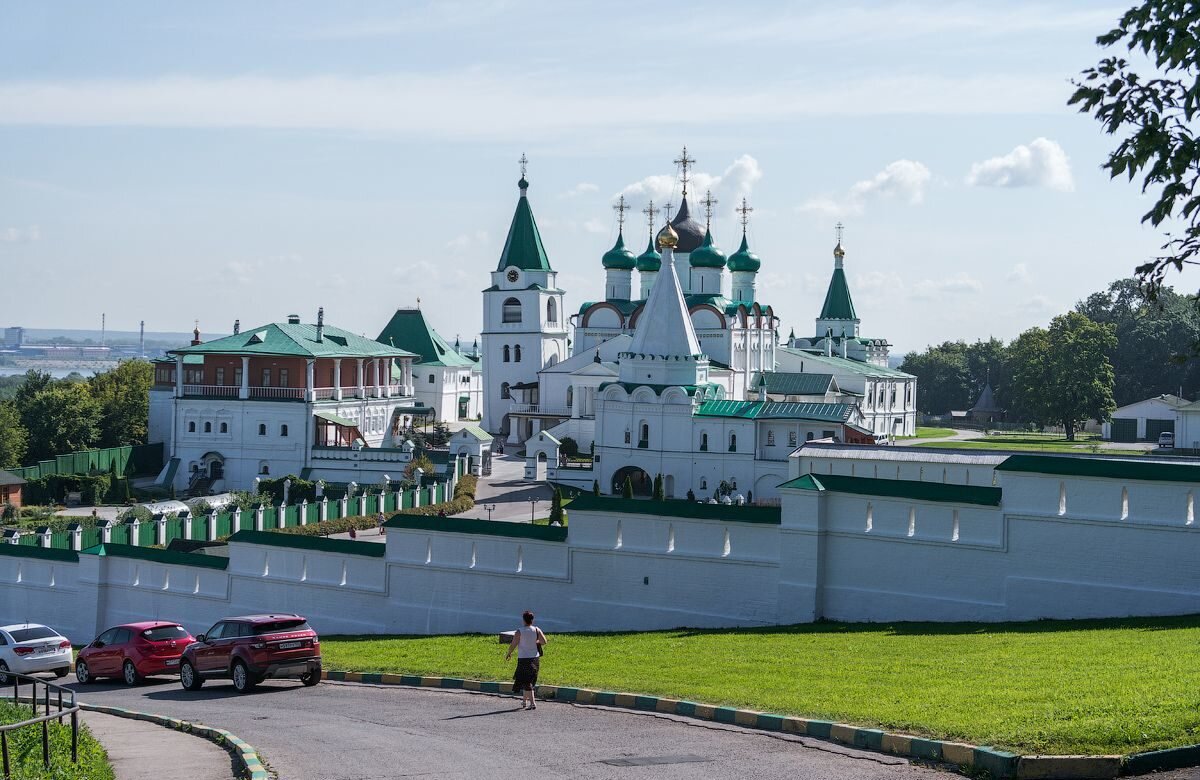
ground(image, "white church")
xmin=480 ymin=151 xmax=916 ymax=500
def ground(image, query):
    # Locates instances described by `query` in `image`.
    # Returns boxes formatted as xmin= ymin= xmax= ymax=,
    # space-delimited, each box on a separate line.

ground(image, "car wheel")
xmin=300 ymin=670 xmax=320 ymax=687
xmin=179 ymin=661 xmax=203 ymax=691
xmin=54 ymin=668 xmax=69 ymax=679
xmin=231 ymin=661 xmax=255 ymax=693
xmin=75 ymin=660 xmax=91 ymax=684
xmin=122 ymin=659 xmax=142 ymax=686
xmin=0 ymin=661 xmax=9 ymax=685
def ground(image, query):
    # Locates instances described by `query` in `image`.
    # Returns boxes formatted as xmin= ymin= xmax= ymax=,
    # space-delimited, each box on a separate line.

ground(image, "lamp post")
xmin=529 ymin=498 xmax=540 ymax=523
xmin=484 ymin=503 xmax=496 ymax=521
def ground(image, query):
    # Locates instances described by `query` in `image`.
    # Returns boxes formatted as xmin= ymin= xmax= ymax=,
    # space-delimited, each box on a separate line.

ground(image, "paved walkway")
xmin=459 ymin=452 xmax=553 ymax=523
xmin=81 ymin=710 xmax=235 ymax=780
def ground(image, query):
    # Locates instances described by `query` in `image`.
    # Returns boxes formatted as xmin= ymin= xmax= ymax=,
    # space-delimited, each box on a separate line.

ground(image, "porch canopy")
xmin=314 ymin=411 xmax=365 ymax=447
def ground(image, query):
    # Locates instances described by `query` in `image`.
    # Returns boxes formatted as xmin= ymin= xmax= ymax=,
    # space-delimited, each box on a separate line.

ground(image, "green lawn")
xmin=0 ymin=702 xmax=114 ymax=780
xmin=322 ymin=616 xmax=1200 ymax=756
xmin=913 ymin=434 xmax=1116 ymax=453
xmin=912 ymin=426 xmax=956 ymax=439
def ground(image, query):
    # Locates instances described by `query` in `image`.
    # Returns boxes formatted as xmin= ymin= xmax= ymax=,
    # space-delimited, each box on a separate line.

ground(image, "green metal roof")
xmin=727 ymin=234 xmax=761 ymax=273
xmin=229 ymin=530 xmax=385 ymax=558
xmin=314 ymin=410 xmax=358 ymax=427
xmin=635 ymin=236 xmax=661 ymax=272
xmin=695 ymin=400 xmax=854 ymax=422
xmin=819 ymin=266 xmax=857 ymax=321
xmin=172 ymin=322 xmax=416 ymax=360
xmin=750 ymin=372 xmax=836 ymax=396
xmin=996 ymin=454 xmax=1200 ymax=483
xmin=81 ymin=543 xmax=230 ymax=569
xmin=689 ymin=228 xmax=727 ymax=268
xmin=386 ymin=514 xmax=567 ymax=541
xmin=568 ymin=494 xmax=781 ymax=524
xmin=779 ymin=473 xmax=1003 ymax=507
xmin=497 ymin=185 xmax=552 ymax=272
xmin=458 ymin=424 xmax=492 ymax=442
xmin=376 ymin=309 xmax=475 ymax=368
xmin=153 ymin=354 xmax=205 ymax=365
xmin=602 ymin=231 xmax=637 ymax=270
xmin=779 ymin=348 xmax=914 ymax=378
xmin=0 ymin=543 xmax=78 ymax=563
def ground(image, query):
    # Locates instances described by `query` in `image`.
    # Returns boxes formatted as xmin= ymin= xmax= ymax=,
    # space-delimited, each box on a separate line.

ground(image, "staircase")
xmin=187 ymin=472 xmax=212 ymax=498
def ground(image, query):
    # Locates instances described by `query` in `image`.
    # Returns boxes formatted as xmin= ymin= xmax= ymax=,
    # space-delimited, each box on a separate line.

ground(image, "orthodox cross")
xmin=643 ymin=200 xmax=659 ymax=236
xmin=835 ymin=221 xmax=845 ymax=245
xmin=518 ymin=153 xmax=528 ymax=178
xmin=701 ymin=190 xmax=718 ymax=229
xmin=663 ymin=200 xmax=673 ymax=226
xmin=673 ymin=145 xmax=696 ymax=196
xmin=613 ymin=195 xmax=629 ymax=231
xmin=736 ymin=197 xmax=754 ymax=233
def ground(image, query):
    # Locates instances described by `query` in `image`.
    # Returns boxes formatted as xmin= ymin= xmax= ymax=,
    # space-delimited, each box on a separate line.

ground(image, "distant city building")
xmin=3 ymin=327 xmax=22 ymax=349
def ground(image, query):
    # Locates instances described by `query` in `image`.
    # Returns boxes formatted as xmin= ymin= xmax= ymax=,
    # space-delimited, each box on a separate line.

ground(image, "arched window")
xmin=729 ymin=432 xmax=737 ymax=452
xmin=258 ymin=423 xmax=267 ymax=436
xmin=638 ymin=423 xmax=649 ymax=448
xmin=501 ymin=382 xmax=511 ymax=399
xmin=428 ymin=374 xmax=435 ymax=384
xmin=566 ymin=387 xmax=574 ymax=408
xmin=503 ymin=345 xmax=510 ymax=362
xmin=547 ymin=298 xmax=557 ymax=323
xmin=259 ymin=462 xmax=270 ymax=475
xmin=219 ymin=422 xmax=228 ymax=434
xmin=188 ymin=421 xmax=196 ymax=433
xmin=514 ymin=345 xmax=522 ymax=362
xmin=767 ymin=430 xmax=775 ymax=446
xmin=280 ymin=424 xmax=289 ymax=437
xmin=502 ymin=297 xmax=522 ymax=323
xmin=700 ymin=432 xmax=708 ymax=451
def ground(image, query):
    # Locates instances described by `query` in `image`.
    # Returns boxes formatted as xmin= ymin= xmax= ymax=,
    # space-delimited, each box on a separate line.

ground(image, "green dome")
xmin=602 ymin=231 xmax=637 ymax=270
xmin=689 ymin=229 xmax=727 ymax=269
xmin=727 ymin=234 xmax=761 ymax=272
xmin=635 ymin=237 xmax=661 ymax=272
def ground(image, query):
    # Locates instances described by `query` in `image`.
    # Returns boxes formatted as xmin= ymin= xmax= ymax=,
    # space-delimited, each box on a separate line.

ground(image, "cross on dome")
xmin=701 ymin=190 xmax=718 ymax=229
xmin=642 ymin=200 xmax=659 ymax=236
xmin=518 ymin=153 xmax=528 ymax=178
xmin=736 ymin=198 xmax=754 ymax=234
xmin=835 ymin=221 xmax=844 ymax=244
xmin=613 ymin=195 xmax=629 ymax=231
xmin=673 ymin=145 xmax=696 ymax=196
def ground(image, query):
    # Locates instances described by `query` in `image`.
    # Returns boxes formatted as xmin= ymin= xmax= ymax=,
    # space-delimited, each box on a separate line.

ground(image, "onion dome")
xmin=689 ymin=229 xmax=727 ymax=268
xmin=834 ymin=242 xmax=845 ymax=259
xmin=669 ymin=197 xmax=705 ymax=253
xmin=655 ymin=221 xmax=679 ymax=250
xmin=602 ymin=231 xmax=637 ymax=270
xmin=727 ymin=234 xmax=761 ymax=272
xmin=636 ymin=237 xmax=661 ymax=272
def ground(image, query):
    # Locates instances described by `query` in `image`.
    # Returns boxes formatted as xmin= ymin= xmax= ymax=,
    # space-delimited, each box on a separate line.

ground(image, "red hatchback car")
xmin=76 ymin=622 xmax=195 ymax=686
xmin=179 ymin=614 xmax=321 ymax=693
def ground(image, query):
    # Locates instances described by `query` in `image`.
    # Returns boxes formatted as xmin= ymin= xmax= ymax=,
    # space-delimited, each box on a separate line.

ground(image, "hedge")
xmin=268 ymin=475 xmax=477 ymax=538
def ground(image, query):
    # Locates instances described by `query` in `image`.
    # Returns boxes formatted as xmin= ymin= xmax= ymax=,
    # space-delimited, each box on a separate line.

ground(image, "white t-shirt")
xmin=516 ymin=625 xmax=541 ymax=659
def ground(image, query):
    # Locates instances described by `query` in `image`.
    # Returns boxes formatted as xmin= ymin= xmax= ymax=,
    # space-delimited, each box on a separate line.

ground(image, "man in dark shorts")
xmin=505 ymin=610 xmax=547 ymax=710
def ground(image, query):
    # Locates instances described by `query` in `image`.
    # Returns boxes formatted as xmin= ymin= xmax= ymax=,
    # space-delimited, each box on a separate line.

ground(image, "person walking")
xmin=377 ymin=510 xmax=386 ymax=536
xmin=505 ymin=610 xmax=546 ymax=710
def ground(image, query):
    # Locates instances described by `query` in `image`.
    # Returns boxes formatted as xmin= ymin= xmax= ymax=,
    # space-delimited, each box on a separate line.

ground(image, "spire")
xmin=497 ymin=159 xmax=552 ymax=272
xmin=818 ymin=236 xmax=857 ymax=321
xmin=627 ymin=246 xmax=702 ymax=359
xmin=833 ymin=222 xmax=846 ymax=269
xmin=674 ymin=145 xmax=696 ymax=197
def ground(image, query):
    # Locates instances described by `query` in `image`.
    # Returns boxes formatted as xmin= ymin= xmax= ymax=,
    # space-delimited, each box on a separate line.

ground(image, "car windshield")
xmin=252 ymin=619 xmax=310 ymax=636
xmin=142 ymin=625 xmax=189 ymax=641
xmin=9 ymin=626 xmax=57 ymax=643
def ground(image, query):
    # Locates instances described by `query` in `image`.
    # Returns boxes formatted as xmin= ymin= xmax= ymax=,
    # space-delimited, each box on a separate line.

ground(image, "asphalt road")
xmin=66 ymin=675 xmax=954 ymax=780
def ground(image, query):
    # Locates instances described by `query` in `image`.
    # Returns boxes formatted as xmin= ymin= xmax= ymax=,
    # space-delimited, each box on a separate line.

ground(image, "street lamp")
xmin=529 ymin=498 xmax=540 ymax=523
xmin=484 ymin=503 xmax=497 ymax=521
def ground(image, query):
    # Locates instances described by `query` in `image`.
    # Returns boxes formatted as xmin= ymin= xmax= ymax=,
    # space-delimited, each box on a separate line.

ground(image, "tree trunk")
xmin=1064 ymin=420 xmax=1075 ymax=441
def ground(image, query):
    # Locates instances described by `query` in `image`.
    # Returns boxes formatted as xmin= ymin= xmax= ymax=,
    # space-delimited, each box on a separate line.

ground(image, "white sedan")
xmin=0 ymin=623 xmax=73 ymax=682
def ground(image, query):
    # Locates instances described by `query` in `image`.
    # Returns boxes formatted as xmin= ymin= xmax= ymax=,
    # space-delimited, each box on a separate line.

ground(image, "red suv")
xmin=76 ymin=622 xmax=194 ymax=686
xmin=179 ymin=614 xmax=321 ymax=693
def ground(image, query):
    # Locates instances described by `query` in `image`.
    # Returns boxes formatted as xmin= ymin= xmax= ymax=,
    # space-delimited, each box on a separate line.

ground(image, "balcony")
xmin=182 ymin=384 xmax=239 ymax=398
xmin=509 ymin=404 xmax=570 ymax=417
xmin=176 ymin=384 xmax=412 ymax=402
xmin=250 ymin=386 xmax=305 ymax=400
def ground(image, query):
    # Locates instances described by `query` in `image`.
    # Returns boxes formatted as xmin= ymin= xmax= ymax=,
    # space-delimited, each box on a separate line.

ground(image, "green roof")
xmin=996 ymin=454 xmax=1200 ymax=483
xmin=779 ymin=348 xmax=913 ymax=378
xmin=750 ymin=372 xmax=836 ymax=396
xmin=497 ymin=185 xmax=552 ymax=272
xmin=81 ymin=543 xmax=229 ymax=569
xmin=0 ymin=543 xmax=78 ymax=563
xmin=779 ymin=473 xmax=1003 ymax=507
xmin=567 ymin=494 xmax=781 ymax=524
xmin=689 ymin=228 xmax=727 ymax=268
xmin=819 ymin=266 xmax=857 ymax=321
xmin=457 ymin=425 xmax=492 ymax=442
xmin=386 ymin=515 xmax=567 ymax=541
xmin=172 ymin=322 xmax=416 ymax=360
xmin=314 ymin=410 xmax=358 ymax=427
xmin=696 ymin=399 xmax=854 ymax=423
xmin=228 ymin=530 xmax=385 ymax=557
xmin=602 ymin=231 xmax=637 ymax=270
xmin=376 ymin=309 xmax=475 ymax=368
xmin=727 ymin=234 xmax=761 ymax=273
xmin=635 ymin=236 xmax=661 ymax=272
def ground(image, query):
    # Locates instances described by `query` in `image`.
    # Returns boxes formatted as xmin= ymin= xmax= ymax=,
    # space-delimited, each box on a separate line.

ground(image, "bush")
xmin=1 ymin=503 xmax=15 ymax=522
xmin=117 ymin=505 xmax=153 ymax=524
xmin=560 ymin=437 xmax=579 ymax=457
xmin=270 ymin=475 xmax=479 ymax=536
xmin=548 ymin=488 xmax=564 ymax=525
xmin=398 ymin=474 xmax=477 ymax=516
xmin=22 ymin=473 xmax=111 ymax=506
xmin=592 ymin=480 xmax=600 ymax=496
xmin=622 ymin=477 xmax=633 ymax=499
xmin=257 ymin=475 xmax=317 ymax=503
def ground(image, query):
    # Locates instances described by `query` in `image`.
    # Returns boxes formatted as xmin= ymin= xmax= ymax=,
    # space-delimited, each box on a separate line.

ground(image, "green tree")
xmin=621 ymin=476 xmax=633 ymax=499
xmin=12 ymin=370 xmax=52 ymax=426
xmin=404 ymin=453 xmax=436 ymax=485
xmin=591 ymin=480 xmax=600 ymax=496
xmin=1009 ymin=313 xmax=1118 ymax=439
xmin=22 ymin=382 xmax=102 ymax=462
xmin=0 ymin=402 xmax=28 ymax=469
xmin=652 ymin=473 xmax=664 ymax=501
xmin=548 ymin=488 xmax=564 ymax=525
xmin=899 ymin=342 xmax=972 ymax=414
xmin=89 ymin=360 xmax=153 ymax=448
xmin=1070 ymin=2 xmax=1200 ymax=302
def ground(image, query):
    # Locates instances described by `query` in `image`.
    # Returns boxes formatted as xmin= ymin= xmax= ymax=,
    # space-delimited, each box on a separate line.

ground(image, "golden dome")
xmin=833 ymin=242 xmax=845 ymax=258
xmin=655 ymin=221 xmax=679 ymax=250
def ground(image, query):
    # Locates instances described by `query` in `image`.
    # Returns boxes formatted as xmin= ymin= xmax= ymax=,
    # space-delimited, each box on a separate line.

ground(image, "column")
xmin=374 ymin=359 xmax=383 ymax=398
xmin=384 ymin=359 xmax=393 ymax=398
xmin=333 ymin=358 xmax=343 ymax=401
xmin=306 ymin=359 xmax=316 ymax=402
xmin=175 ymin=355 xmax=185 ymax=398
xmin=239 ymin=356 xmax=250 ymax=400
xmin=356 ymin=358 xmax=365 ymax=399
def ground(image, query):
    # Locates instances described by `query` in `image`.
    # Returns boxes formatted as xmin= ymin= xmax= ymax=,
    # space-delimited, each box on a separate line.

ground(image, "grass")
xmin=0 ymin=702 xmax=114 ymax=780
xmin=321 ymin=615 xmax=1200 ymax=756
xmin=909 ymin=426 xmax=956 ymax=439
xmin=913 ymin=433 xmax=1121 ymax=454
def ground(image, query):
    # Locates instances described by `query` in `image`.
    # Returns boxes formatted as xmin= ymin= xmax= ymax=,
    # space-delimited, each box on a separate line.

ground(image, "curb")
xmin=322 ymin=670 xmax=1189 ymax=779
xmin=79 ymin=703 xmax=270 ymax=780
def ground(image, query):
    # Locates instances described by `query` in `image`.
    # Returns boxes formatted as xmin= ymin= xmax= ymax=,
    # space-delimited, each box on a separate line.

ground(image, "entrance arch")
xmin=612 ymin=466 xmax=653 ymax=497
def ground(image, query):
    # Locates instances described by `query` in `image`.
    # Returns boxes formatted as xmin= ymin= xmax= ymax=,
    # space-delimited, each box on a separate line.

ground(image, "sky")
xmin=0 ymin=1 xmax=1194 ymax=356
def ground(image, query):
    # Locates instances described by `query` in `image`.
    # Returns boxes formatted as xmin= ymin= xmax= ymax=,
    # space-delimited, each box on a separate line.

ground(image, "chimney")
xmin=139 ymin=320 xmax=145 ymax=358
xmin=233 ymin=319 xmax=240 ymax=335
xmin=316 ymin=307 xmax=325 ymax=343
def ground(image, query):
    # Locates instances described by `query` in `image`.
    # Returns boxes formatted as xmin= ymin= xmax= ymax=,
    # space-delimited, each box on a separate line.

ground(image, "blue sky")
xmin=0 ymin=1 xmax=1191 ymax=354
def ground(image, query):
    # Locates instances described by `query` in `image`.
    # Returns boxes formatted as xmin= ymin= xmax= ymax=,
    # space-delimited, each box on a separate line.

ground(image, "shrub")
xmin=269 ymin=475 xmax=479 ymax=536
xmin=686 ymin=489 xmax=696 ymax=502
xmin=548 ymin=488 xmax=564 ymax=525
xmin=652 ymin=474 xmax=664 ymax=501
xmin=560 ymin=437 xmax=579 ymax=457
xmin=257 ymin=475 xmax=317 ymax=503
xmin=1 ymin=503 xmax=15 ymax=522
xmin=398 ymin=474 xmax=477 ymax=516
xmin=622 ymin=477 xmax=633 ymax=499
xmin=592 ymin=480 xmax=600 ymax=496
xmin=117 ymin=505 xmax=153 ymax=524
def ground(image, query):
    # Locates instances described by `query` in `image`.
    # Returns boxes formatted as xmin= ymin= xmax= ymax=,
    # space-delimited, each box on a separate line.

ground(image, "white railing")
xmin=313 ymin=387 xmax=337 ymax=400
xmin=250 ymin=386 xmax=305 ymax=400
xmin=310 ymin=447 xmax=414 ymax=463
xmin=510 ymin=404 xmax=570 ymax=416
xmin=183 ymin=384 xmax=239 ymax=398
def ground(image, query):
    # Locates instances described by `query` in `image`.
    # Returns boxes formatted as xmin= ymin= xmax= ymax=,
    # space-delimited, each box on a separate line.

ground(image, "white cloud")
xmin=798 ymin=160 xmax=931 ymax=217
xmin=1019 ymin=294 xmax=1057 ymax=314
xmin=854 ymin=270 xmax=906 ymax=293
xmin=1007 ymin=262 xmax=1032 ymax=283
xmin=911 ymin=273 xmax=983 ymax=300
xmin=617 ymin=154 xmax=764 ymax=218
xmin=966 ymin=138 xmax=1074 ymax=191
xmin=561 ymin=182 xmax=598 ymax=198
xmin=582 ymin=218 xmax=607 ymax=234
xmin=0 ymin=225 xmax=39 ymax=243
xmin=446 ymin=230 xmax=489 ymax=251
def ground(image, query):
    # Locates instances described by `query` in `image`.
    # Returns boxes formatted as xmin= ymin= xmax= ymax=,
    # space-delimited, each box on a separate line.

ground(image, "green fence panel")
xmin=329 ymin=501 xmax=341 ymax=520
xmin=262 ymin=507 xmax=277 ymax=528
xmin=283 ymin=505 xmax=298 ymax=527
xmin=81 ymin=528 xmax=100 ymax=549
xmin=52 ymin=532 xmax=71 ymax=550
xmin=189 ymin=516 xmax=205 ymax=541
xmin=216 ymin=513 xmax=232 ymax=538
xmin=364 ymin=495 xmax=376 ymax=515
xmin=18 ymin=534 xmax=37 ymax=546
xmin=110 ymin=525 xmax=130 ymax=545
xmin=138 ymin=523 xmax=156 ymax=546
xmin=402 ymin=490 xmax=413 ymax=509
xmin=165 ymin=518 xmax=182 ymax=545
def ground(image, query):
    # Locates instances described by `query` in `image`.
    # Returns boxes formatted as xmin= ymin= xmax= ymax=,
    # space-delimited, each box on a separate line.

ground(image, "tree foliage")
xmin=89 ymin=360 xmax=152 ymax=447
xmin=899 ymin=338 xmax=1011 ymax=415
xmin=548 ymin=488 xmax=564 ymax=525
xmin=1070 ymin=2 xmax=1200 ymax=301
xmin=0 ymin=402 xmax=27 ymax=470
xmin=22 ymin=382 xmax=102 ymax=463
